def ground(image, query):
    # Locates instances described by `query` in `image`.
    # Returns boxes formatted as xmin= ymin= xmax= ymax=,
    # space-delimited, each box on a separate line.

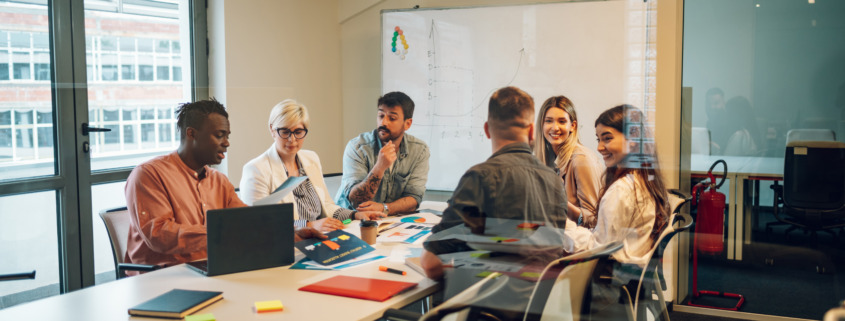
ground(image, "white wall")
xmin=209 ymin=0 xmax=343 ymax=186
xmin=207 ymin=0 xmax=684 ymax=189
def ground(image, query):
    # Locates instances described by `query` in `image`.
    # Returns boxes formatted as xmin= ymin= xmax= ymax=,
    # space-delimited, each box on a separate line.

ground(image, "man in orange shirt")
xmin=125 ymin=99 xmax=321 ymax=268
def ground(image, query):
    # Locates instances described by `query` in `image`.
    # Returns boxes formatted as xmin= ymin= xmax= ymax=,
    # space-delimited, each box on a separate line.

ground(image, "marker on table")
xmin=379 ymin=266 xmax=406 ymax=276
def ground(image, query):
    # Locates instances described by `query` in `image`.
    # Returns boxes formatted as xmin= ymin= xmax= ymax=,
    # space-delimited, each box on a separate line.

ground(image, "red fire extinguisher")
xmin=691 ymin=160 xmax=727 ymax=255
xmin=689 ymin=159 xmax=745 ymax=310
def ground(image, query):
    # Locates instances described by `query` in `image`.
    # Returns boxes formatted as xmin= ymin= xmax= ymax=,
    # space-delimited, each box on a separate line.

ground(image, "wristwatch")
xmin=382 ymin=203 xmax=389 ymax=216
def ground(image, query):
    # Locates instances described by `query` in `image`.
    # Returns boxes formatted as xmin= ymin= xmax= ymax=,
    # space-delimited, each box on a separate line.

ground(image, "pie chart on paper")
xmin=400 ymin=216 xmax=426 ymax=223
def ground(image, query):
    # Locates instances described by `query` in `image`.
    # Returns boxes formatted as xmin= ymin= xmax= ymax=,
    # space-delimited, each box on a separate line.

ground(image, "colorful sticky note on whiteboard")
xmin=185 ymin=313 xmax=216 ymax=321
xmin=254 ymin=300 xmax=284 ymax=313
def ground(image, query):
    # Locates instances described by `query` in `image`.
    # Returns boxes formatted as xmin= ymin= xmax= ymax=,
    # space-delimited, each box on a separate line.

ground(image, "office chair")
xmin=98 ymin=207 xmax=160 ymax=279
xmin=785 ymin=129 xmax=835 ymax=145
xmin=614 ymin=190 xmax=693 ymax=321
xmin=382 ymin=242 xmax=624 ymax=321
xmin=525 ymin=241 xmax=624 ymax=321
xmin=382 ymin=272 xmax=510 ymax=321
xmin=691 ymin=127 xmax=711 ymax=155
xmin=323 ymin=172 xmax=343 ymax=198
xmin=767 ymin=141 xmax=845 ymax=244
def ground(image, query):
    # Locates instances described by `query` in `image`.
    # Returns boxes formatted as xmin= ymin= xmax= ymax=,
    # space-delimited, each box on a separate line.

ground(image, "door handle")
xmin=82 ymin=123 xmax=111 ymax=136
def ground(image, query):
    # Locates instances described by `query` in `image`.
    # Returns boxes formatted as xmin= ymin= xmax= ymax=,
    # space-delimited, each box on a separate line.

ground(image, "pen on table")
xmin=379 ymin=266 xmax=406 ymax=276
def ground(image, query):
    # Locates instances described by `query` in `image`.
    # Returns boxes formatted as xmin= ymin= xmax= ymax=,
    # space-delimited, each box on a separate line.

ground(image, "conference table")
xmin=0 ymin=204 xmax=448 ymax=321
xmin=690 ymin=155 xmax=784 ymax=261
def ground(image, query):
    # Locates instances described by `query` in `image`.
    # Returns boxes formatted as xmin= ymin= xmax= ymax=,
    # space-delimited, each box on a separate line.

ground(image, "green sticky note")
xmin=342 ymin=219 xmax=352 ymax=224
xmin=185 ymin=313 xmax=215 ymax=321
xmin=470 ymin=252 xmax=490 ymax=258
xmin=520 ymin=272 xmax=541 ymax=278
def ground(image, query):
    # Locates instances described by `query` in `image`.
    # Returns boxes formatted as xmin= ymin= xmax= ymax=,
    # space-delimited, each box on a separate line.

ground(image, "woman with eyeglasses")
xmin=240 ymin=99 xmax=385 ymax=232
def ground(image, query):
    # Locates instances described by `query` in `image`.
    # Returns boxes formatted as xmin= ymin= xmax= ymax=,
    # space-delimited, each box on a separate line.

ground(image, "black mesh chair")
xmin=767 ymin=141 xmax=845 ymax=243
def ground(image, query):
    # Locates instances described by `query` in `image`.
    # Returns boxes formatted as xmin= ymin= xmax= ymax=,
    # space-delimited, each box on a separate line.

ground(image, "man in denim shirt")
xmin=420 ymin=87 xmax=568 ymax=280
xmin=335 ymin=92 xmax=430 ymax=216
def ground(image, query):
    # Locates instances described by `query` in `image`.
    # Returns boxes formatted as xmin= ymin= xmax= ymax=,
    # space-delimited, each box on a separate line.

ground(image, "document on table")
xmin=254 ymin=176 xmax=307 ymax=205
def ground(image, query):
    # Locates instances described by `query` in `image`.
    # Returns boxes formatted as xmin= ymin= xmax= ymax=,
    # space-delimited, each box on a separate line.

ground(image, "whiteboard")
xmin=382 ymin=0 xmax=648 ymax=191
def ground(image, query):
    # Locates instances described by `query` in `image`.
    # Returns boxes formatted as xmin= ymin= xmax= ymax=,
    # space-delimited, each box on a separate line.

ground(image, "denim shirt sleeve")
xmin=424 ymin=169 xmax=485 ymax=255
xmin=334 ymin=138 xmax=371 ymax=209
xmin=400 ymin=142 xmax=430 ymax=207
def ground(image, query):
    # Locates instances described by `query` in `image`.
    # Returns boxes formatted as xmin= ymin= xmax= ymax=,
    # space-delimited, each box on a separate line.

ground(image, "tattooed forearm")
xmin=349 ymin=172 xmax=383 ymax=207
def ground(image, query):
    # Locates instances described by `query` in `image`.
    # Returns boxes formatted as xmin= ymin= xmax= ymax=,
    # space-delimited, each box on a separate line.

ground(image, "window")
xmin=13 ymin=63 xmax=30 ymax=80
xmin=138 ymin=64 xmax=153 ymax=81
xmin=156 ymin=65 xmax=169 ymax=80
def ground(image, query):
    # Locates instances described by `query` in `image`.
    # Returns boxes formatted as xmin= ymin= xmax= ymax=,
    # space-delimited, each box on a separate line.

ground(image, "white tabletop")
xmin=0 ymin=213 xmax=445 ymax=321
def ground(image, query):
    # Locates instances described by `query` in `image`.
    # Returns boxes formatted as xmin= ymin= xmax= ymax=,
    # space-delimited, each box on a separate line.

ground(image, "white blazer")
xmin=240 ymin=146 xmax=343 ymax=221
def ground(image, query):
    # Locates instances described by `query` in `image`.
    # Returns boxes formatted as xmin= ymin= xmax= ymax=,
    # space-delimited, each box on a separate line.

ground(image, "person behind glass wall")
xmin=704 ymin=87 xmax=731 ymax=155
xmin=421 ymin=86 xmax=568 ymax=280
xmin=564 ymin=105 xmax=669 ymax=266
xmin=534 ymin=95 xmax=604 ymax=228
xmin=722 ymin=96 xmax=763 ymax=156
xmin=240 ymin=99 xmax=385 ymax=232
xmin=334 ymin=92 xmax=430 ymax=216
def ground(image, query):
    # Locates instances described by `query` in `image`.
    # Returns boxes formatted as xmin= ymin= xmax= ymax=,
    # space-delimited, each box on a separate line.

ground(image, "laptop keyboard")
xmin=187 ymin=260 xmax=208 ymax=272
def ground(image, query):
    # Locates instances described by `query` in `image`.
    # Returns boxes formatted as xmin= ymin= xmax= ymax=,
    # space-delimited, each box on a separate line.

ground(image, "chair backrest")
xmin=783 ymin=141 xmax=845 ymax=210
xmin=668 ymin=189 xmax=692 ymax=215
xmin=98 ymin=207 xmax=131 ymax=269
xmin=691 ymin=127 xmax=711 ymax=155
xmin=532 ymin=242 xmax=624 ymax=321
xmin=632 ymin=213 xmax=694 ymax=314
xmin=786 ymin=129 xmax=836 ymax=144
xmin=420 ymin=272 xmax=510 ymax=321
xmin=323 ymin=172 xmax=343 ymax=198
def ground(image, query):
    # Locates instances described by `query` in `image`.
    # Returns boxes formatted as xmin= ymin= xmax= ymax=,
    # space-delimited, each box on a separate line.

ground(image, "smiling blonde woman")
xmin=533 ymin=95 xmax=604 ymax=228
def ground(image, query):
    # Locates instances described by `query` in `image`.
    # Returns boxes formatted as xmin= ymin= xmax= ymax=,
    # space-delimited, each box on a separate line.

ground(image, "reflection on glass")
xmin=683 ymin=0 xmax=845 ymax=319
xmin=85 ymin=2 xmax=191 ymax=171
xmin=0 ymin=3 xmax=55 ymax=180
xmin=0 ymin=191 xmax=59 ymax=306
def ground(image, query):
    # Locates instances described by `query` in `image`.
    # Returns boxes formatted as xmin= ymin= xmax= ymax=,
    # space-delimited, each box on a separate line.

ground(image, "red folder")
xmin=298 ymin=275 xmax=418 ymax=302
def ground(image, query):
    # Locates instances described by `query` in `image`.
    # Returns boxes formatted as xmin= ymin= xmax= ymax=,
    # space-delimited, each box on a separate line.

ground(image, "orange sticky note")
xmin=254 ymin=300 xmax=284 ymax=313
xmin=323 ymin=240 xmax=340 ymax=250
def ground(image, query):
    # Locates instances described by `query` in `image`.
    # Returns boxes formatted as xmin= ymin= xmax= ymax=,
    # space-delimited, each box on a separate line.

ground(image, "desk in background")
xmin=0 ymin=207 xmax=447 ymax=321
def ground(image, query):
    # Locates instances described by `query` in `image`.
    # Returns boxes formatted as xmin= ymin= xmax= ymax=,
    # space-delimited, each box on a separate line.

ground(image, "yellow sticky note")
xmin=255 ymin=300 xmax=284 ymax=313
xmin=476 ymin=271 xmax=493 ymax=278
xmin=520 ymin=272 xmax=541 ymax=278
xmin=338 ymin=234 xmax=350 ymax=240
xmin=185 ymin=313 xmax=215 ymax=321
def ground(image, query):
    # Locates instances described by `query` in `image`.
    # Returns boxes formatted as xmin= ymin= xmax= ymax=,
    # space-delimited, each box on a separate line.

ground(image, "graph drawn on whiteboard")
xmin=382 ymin=1 xmax=634 ymax=191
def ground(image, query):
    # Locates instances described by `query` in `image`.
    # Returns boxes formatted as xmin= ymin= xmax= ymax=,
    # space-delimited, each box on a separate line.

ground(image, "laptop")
xmin=186 ymin=203 xmax=295 ymax=276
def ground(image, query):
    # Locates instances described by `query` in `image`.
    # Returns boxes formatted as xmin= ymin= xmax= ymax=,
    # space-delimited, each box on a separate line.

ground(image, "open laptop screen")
xmin=200 ymin=203 xmax=294 ymax=276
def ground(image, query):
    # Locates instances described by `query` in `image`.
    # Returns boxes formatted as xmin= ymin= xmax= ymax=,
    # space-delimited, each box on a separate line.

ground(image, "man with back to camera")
xmin=335 ymin=91 xmax=430 ymax=216
xmin=124 ymin=98 xmax=322 ymax=268
xmin=420 ymin=86 xmax=568 ymax=280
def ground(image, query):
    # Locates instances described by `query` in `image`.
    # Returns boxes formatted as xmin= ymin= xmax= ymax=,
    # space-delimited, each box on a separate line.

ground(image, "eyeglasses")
xmin=276 ymin=128 xmax=308 ymax=139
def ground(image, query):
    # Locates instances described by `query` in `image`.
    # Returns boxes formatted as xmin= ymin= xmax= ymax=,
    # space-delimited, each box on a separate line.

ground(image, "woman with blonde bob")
xmin=534 ymin=96 xmax=604 ymax=228
xmin=240 ymin=99 xmax=384 ymax=232
xmin=565 ymin=105 xmax=669 ymax=265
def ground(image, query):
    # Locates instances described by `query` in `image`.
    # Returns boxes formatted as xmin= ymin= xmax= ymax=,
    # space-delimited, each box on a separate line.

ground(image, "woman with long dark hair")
xmin=565 ymin=105 xmax=669 ymax=265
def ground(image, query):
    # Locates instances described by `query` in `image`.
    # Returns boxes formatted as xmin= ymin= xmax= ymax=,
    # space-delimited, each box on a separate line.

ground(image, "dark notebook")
xmin=128 ymin=289 xmax=223 ymax=319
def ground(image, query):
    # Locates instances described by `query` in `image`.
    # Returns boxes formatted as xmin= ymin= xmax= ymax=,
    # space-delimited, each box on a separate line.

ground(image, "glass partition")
xmin=681 ymin=0 xmax=845 ymax=319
